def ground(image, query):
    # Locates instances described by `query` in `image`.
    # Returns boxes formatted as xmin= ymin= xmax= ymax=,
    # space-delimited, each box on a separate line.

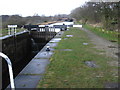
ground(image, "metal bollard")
xmin=0 ymin=52 xmax=15 ymax=90
xmin=46 ymin=46 xmax=50 ymax=52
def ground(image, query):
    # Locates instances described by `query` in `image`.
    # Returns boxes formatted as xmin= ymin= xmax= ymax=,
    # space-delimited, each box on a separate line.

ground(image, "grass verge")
xmin=83 ymin=24 xmax=119 ymax=43
xmin=37 ymin=27 xmax=118 ymax=88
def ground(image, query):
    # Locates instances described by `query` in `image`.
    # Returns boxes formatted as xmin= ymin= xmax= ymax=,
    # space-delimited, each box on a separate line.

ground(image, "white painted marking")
xmin=73 ymin=25 xmax=82 ymax=28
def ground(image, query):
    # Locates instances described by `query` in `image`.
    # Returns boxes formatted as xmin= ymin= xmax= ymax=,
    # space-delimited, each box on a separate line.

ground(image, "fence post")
xmin=45 ymin=26 xmax=49 ymax=41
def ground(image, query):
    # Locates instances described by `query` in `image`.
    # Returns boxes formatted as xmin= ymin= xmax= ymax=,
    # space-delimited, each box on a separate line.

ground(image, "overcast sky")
xmin=0 ymin=0 xmax=90 ymax=16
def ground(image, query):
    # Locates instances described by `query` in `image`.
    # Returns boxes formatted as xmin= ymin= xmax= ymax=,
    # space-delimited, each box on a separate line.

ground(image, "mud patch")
xmin=111 ymin=69 xmax=118 ymax=77
xmin=99 ymin=52 xmax=105 ymax=55
xmin=108 ymin=45 xmax=117 ymax=48
xmin=107 ymin=61 xmax=118 ymax=67
xmin=115 ymin=52 xmax=120 ymax=56
xmin=109 ymin=40 xmax=117 ymax=42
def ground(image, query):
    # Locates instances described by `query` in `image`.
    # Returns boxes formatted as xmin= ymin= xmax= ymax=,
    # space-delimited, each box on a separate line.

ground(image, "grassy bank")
xmin=83 ymin=24 xmax=119 ymax=43
xmin=37 ymin=27 xmax=118 ymax=88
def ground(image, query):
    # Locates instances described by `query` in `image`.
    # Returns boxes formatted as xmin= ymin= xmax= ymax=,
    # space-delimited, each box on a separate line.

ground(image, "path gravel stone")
xmin=80 ymin=27 xmax=119 ymax=88
xmin=85 ymin=61 xmax=99 ymax=68
xmin=81 ymin=28 xmax=118 ymax=59
xmin=105 ymin=82 xmax=119 ymax=88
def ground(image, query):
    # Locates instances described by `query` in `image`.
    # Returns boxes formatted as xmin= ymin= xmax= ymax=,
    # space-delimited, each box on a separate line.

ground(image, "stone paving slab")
xmin=41 ymin=47 xmax=55 ymax=52
xmin=49 ymin=38 xmax=62 ymax=43
xmin=20 ymin=59 xmax=50 ymax=74
xmin=8 ymin=75 xmax=42 ymax=88
xmin=46 ymin=43 xmax=58 ymax=47
xmin=34 ymin=51 xmax=53 ymax=59
xmin=60 ymin=49 xmax=73 ymax=51
xmin=85 ymin=61 xmax=99 ymax=68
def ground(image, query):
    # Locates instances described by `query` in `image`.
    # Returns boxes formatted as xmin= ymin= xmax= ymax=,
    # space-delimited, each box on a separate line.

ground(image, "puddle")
xmin=105 ymin=82 xmax=119 ymax=88
xmin=50 ymin=38 xmax=61 ymax=43
xmin=60 ymin=49 xmax=73 ymax=51
xmin=64 ymin=38 xmax=68 ymax=40
xmin=108 ymin=45 xmax=117 ymax=48
xmin=66 ymin=35 xmax=73 ymax=37
xmin=84 ymin=61 xmax=99 ymax=68
xmin=83 ymin=43 xmax=88 ymax=45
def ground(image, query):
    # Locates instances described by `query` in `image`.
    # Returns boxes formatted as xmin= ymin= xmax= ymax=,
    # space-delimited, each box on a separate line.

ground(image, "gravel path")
xmin=80 ymin=27 xmax=119 ymax=88
xmin=81 ymin=28 xmax=118 ymax=59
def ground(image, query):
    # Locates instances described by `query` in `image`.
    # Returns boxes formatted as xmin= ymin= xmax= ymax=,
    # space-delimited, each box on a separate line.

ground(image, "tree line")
xmin=70 ymin=1 xmax=119 ymax=31
xmin=1 ymin=14 xmax=70 ymax=28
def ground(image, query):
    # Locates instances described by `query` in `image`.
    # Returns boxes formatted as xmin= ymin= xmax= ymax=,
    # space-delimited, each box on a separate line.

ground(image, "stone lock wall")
xmin=1 ymin=31 xmax=32 ymax=89
xmin=1 ymin=31 xmax=32 ymax=73
xmin=1 ymin=29 xmax=56 ymax=89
